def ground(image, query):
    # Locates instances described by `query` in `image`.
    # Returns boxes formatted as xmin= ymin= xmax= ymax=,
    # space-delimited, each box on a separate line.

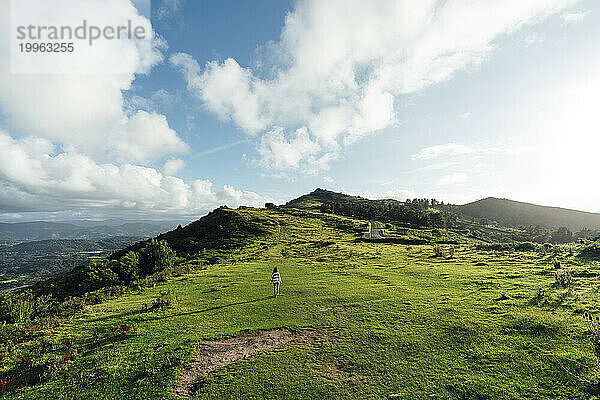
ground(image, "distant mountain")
xmin=0 ymin=220 xmax=172 ymax=241
xmin=6 ymin=237 xmax=141 ymax=254
xmin=457 ymin=197 xmax=600 ymax=231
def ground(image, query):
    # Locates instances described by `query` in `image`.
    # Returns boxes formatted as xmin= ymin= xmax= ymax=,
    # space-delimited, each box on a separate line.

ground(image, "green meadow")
xmin=3 ymin=207 xmax=600 ymax=399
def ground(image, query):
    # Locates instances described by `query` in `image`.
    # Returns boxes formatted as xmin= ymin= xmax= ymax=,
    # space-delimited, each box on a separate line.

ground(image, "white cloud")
xmin=438 ymin=172 xmax=467 ymax=186
xmin=412 ymin=143 xmax=474 ymax=160
xmin=0 ymin=0 xmax=268 ymax=218
xmin=0 ymin=0 xmax=187 ymax=164
xmin=323 ymin=176 xmax=334 ymax=183
xmin=163 ymin=158 xmax=185 ymax=176
xmin=411 ymin=143 xmax=530 ymax=161
xmin=172 ymin=0 xmax=579 ymax=173
xmin=561 ymin=10 xmax=591 ymax=24
xmin=0 ymin=130 xmax=268 ymax=216
xmin=256 ymin=127 xmax=327 ymax=173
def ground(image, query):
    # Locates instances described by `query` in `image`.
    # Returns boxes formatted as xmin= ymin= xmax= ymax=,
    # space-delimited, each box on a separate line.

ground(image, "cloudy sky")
xmin=0 ymin=0 xmax=598 ymax=222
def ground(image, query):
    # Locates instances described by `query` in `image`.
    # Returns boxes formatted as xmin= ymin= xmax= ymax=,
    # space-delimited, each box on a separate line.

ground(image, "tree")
xmin=117 ymin=251 xmax=140 ymax=283
xmin=139 ymin=239 xmax=176 ymax=276
xmin=81 ymin=260 xmax=119 ymax=291
xmin=551 ymin=227 xmax=573 ymax=244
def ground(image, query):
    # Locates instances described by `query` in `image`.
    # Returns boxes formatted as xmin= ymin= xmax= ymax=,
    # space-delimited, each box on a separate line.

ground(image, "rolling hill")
xmin=4 ymin=193 xmax=600 ymax=399
xmin=284 ymin=188 xmax=366 ymax=209
xmin=457 ymin=197 xmax=600 ymax=231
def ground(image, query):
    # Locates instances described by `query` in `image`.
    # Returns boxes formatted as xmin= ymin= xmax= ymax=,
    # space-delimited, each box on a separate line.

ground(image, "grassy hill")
xmin=458 ymin=197 xmax=600 ymax=231
xmin=284 ymin=188 xmax=367 ymax=210
xmin=2 ymin=195 xmax=600 ymax=399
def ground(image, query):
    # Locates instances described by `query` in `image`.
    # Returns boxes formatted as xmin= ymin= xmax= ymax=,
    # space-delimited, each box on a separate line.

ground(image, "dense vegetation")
xmin=1 ymin=192 xmax=600 ymax=398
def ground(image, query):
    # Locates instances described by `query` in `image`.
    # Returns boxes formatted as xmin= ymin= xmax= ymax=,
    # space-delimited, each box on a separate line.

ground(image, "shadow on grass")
xmin=84 ymin=295 xmax=273 ymax=325
xmin=146 ymin=296 xmax=273 ymax=322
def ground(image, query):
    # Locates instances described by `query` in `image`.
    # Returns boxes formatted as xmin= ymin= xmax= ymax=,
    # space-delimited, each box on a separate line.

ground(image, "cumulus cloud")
xmin=0 ymin=0 xmax=268 ymax=218
xmin=0 ymin=0 xmax=187 ymax=164
xmin=0 ymin=131 xmax=268 ymax=216
xmin=171 ymin=0 xmax=579 ymax=173
xmin=163 ymin=158 xmax=185 ymax=176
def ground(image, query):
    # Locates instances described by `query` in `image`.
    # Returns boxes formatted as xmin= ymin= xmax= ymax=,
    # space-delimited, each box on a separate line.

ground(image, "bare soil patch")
xmin=174 ymin=329 xmax=304 ymax=397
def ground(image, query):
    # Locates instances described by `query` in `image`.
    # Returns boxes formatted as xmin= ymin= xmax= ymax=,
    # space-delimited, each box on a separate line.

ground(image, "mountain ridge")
xmin=457 ymin=197 xmax=600 ymax=231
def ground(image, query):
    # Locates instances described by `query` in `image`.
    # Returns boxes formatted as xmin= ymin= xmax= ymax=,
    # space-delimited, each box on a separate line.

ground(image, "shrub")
xmin=514 ymin=242 xmax=537 ymax=251
xmin=151 ymin=289 xmax=180 ymax=310
xmin=433 ymin=244 xmax=454 ymax=258
xmin=117 ymin=251 xmax=140 ymax=283
xmin=119 ymin=321 xmax=137 ymax=337
xmin=80 ymin=260 xmax=120 ymax=292
xmin=554 ymin=270 xmax=574 ymax=288
xmin=0 ymin=291 xmax=57 ymax=324
xmin=139 ymin=239 xmax=176 ymax=276
xmin=583 ymin=313 xmax=600 ymax=359
xmin=580 ymin=240 xmax=600 ymax=258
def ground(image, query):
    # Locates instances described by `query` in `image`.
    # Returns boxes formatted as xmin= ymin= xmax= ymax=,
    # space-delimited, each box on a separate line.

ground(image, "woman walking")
xmin=271 ymin=267 xmax=282 ymax=297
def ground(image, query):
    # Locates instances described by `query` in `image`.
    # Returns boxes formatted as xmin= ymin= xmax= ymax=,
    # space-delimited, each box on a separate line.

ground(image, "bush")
xmin=583 ymin=313 xmax=600 ymax=358
xmin=151 ymin=289 xmax=180 ymax=310
xmin=139 ymin=239 xmax=176 ymax=276
xmin=117 ymin=251 xmax=140 ymax=283
xmin=554 ymin=270 xmax=574 ymax=288
xmin=0 ymin=291 xmax=57 ymax=324
xmin=433 ymin=244 xmax=454 ymax=258
xmin=80 ymin=260 xmax=120 ymax=292
xmin=580 ymin=240 xmax=600 ymax=258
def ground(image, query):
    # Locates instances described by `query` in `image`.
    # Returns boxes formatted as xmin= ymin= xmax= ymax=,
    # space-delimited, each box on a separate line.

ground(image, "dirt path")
xmin=174 ymin=329 xmax=303 ymax=397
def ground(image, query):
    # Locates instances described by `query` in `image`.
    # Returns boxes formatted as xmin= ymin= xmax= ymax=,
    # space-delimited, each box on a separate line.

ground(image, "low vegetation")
xmin=1 ymin=191 xmax=600 ymax=398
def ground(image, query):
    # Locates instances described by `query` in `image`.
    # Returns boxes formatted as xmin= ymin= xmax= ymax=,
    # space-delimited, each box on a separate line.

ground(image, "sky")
xmin=0 ymin=0 xmax=598 ymax=222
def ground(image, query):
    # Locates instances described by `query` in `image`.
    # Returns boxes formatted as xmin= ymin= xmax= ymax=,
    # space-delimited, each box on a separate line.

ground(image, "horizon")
xmin=2 ymin=188 xmax=600 ymax=224
xmin=1 ymin=0 xmax=598 ymax=222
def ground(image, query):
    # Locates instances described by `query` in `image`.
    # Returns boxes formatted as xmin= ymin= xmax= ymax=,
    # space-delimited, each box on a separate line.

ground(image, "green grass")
xmin=4 ymin=209 xmax=600 ymax=399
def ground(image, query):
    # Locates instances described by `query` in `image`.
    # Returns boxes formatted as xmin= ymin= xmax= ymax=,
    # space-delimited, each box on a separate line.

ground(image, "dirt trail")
xmin=174 ymin=329 xmax=303 ymax=397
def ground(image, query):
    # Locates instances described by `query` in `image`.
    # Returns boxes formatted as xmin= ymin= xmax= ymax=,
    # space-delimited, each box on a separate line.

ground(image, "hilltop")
xmin=3 ymin=195 xmax=600 ymax=399
xmin=2 ymin=189 xmax=600 ymax=399
xmin=458 ymin=197 xmax=600 ymax=231
xmin=283 ymin=188 xmax=367 ymax=209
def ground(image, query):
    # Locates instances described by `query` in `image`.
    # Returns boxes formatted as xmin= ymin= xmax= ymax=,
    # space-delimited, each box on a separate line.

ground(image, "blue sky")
xmin=0 ymin=0 xmax=598 ymax=221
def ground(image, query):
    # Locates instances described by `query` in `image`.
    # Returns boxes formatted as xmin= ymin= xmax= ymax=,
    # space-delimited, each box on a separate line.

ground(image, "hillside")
xmin=284 ymin=188 xmax=367 ymax=210
xmin=3 ymin=203 xmax=600 ymax=399
xmin=458 ymin=197 xmax=600 ymax=231
xmin=112 ymin=207 xmax=279 ymax=258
